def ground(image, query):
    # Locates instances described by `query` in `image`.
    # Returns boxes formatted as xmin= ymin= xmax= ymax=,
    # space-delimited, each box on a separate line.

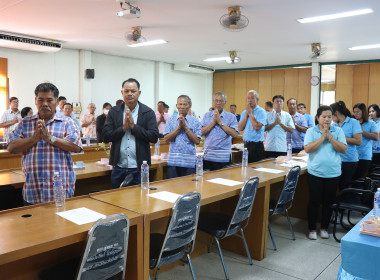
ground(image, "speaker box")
xmin=85 ymin=69 xmax=95 ymax=79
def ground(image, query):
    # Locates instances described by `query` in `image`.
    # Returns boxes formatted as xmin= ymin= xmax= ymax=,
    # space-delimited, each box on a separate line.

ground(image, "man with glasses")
xmin=63 ymin=103 xmax=81 ymax=133
xmin=201 ymin=92 xmax=239 ymax=170
xmin=238 ymin=90 xmax=267 ymax=162
xmin=0 ymin=97 xmax=21 ymax=143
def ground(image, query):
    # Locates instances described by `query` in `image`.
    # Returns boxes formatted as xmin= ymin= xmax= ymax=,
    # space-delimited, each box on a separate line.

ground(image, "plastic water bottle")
xmin=242 ymin=148 xmax=248 ymax=167
xmin=53 ymin=172 xmax=65 ymax=207
xmin=374 ymin=188 xmax=380 ymax=218
xmin=86 ymin=134 xmax=90 ymax=146
xmin=196 ymin=155 xmax=203 ymax=177
xmin=286 ymin=143 xmax=292 ymax=163
xmin=141 ymin=161 xmax=149 ymax=190
xmin=154 ymin=141 xmax=160 ymax=156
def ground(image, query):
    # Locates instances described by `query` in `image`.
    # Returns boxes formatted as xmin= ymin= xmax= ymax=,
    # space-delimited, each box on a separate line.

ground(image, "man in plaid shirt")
xmin=8 ymin=83 xmax=82 ymax=205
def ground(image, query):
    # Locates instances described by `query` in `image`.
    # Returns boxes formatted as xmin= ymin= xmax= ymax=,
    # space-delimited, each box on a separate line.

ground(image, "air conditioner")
xmin=0 ymin=31 xmax=62 ymax=53
xmin=174 ymin=63 xmax=215 ymax=74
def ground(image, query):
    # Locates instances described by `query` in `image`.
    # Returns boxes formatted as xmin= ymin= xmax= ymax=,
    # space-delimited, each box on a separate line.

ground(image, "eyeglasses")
xmin=213 ymin=99 xmax=225 ymax=104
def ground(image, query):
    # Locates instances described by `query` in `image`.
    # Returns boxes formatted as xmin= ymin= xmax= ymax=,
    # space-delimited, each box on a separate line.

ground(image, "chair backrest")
xmin=77 ymin=214 xmax=130 ymax=280
xmin=225 ymin=176 xmax=259 ymax=236
xmin=155 ymin=191 xmax=201 ymax=267
xmin=272 ymin=165 xmax=301 ymax=216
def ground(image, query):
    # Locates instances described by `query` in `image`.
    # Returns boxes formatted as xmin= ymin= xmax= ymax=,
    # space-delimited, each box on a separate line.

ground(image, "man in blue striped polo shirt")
xmin=238 ymin=90 xmax=267 ymax=162
xmin=201 ymin=92 xmax=239 ymax=171
xmin=164 ymin=95 xmax=201 ymax=179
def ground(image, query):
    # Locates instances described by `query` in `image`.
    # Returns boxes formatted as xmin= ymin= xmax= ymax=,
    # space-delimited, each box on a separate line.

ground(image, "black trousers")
xmin=203 ymin=160 xmax=229 ymax=171
xmin=265 ymin=151 xmax=287 ymax=158
xmin=167 ymin=166 xmax=195 ymax=179
xmin=372 ymin=153 xmax=380 ymax=165
xmin=353 ymin=159 xmax=371 ymax=180
xmin=244 ymin=141 xmax=264 ymax=163
xmin=307 ymin=173 xmax=340 ymax=230
xmin=339 ymin=161 xmax=358 ymax=191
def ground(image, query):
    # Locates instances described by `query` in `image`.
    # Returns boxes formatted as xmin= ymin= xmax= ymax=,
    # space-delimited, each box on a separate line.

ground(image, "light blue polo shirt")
xmin=118 ymin=103 xmax=139 ymax=168
xmin=305 ymin=125 xmax=347 ymax=178
xmin=332 ymin=117 xmax=362 ymax=162
xmin=359 ymin=120 xmax=378 ymax=160
xmin=304 ymin=113 xmax=315 ymax=127
xmin=240 ymin=105 xmax=266 ymax=142
xmin=265 ymin=110 xmax=295 ymax=152
xmin=373 ymin=119 xmax=380 ymax=154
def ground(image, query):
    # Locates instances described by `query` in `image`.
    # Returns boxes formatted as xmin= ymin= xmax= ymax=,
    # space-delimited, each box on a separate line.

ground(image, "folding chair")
xmin=268 ymin=165 xmax=301 ymax=250
xmin=197 ymin=176 xmax=259 ymax=280
xmin=149 ymin=191 xmax=201 ymax=280
xmin=39 ymin=213 xmax=130 ymax=280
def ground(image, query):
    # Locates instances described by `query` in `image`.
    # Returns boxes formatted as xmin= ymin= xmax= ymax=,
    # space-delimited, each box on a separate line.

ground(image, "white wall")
xmin=0 ymin=47 xmax=213 ymax=119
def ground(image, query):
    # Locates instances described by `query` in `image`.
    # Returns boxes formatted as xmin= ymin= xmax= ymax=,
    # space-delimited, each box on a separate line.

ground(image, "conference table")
xmin=90 ymin=159 xmax=307 ymax=279
xmin=338 ymin=210 xmax=380 ymax=280
xmin=0 ymin=196 xmax=144 ymax=280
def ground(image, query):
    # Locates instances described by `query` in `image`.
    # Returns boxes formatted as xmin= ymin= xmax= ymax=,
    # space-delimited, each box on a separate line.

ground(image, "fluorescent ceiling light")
xmin=128 ymin=39 xmax=167 ymax=48
xmin=203 ymin=57 xmax=230 ymax=62
xmin=322 ymin=65 xmax=336 ymax=71
xmin=293 ymin=66 xmax=311 ymax=69
xmin=297 ymin=8 xmax=373 ymax=23
xmin=349 ymin=43 xmax=380 ymax=50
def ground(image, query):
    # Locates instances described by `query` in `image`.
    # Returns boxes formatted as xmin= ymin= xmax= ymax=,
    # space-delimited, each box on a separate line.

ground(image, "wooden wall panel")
xmin=258 ymin=70 xmax=272 ymax=107
xmin=246 ymin=71 xmax=259 ymax=92
xmin=213 ymin=72 xmax=225 ymax=94
xmin=284 ymin=68 xmax=299 ymax=105
xmin=336 ymin=65 xmax=354 ymax=110
xmin=298 ymin=68 xmax=312 ymax=113
xmin=233 ymin=71 xmax=247 ymax=112
xmin=271 ymin=69 xmax=285 ymax=97
xmin=368 ymin=63 xmax=380 ymax=106
xmin=352 ymin=64 xmax=369 ymax=107
xmin=222 ymin=72 xmax=235 ymax=111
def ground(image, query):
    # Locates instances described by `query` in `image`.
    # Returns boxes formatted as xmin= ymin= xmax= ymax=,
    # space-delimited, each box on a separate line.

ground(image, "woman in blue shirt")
xmin=330 ymin=101 xmax=362 ymax=191
xmin=304 ymin=106 xmax=347 ymax=240
xmin=352 ymin=103 xmax=379 ymax=179
xmin=368 ymin=104 xmax=380 ymax=165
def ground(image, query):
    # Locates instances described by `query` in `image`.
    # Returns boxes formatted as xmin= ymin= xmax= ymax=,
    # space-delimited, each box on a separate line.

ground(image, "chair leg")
xmin=268 ymin=222 xmax=277 ymax=251
xmin=214 ymin=237 xmax=230 ymax=280
xmin=153 ymin=268 xmax=159 ymax=280
xmin=285 ymin=209 xmax=296 ymax=241
xmin=347 ymin=210 xmax=355 ymax=226
xmin=187 ymin=254 xmax=197 ymax=280
xmin=240 ymin=229 xmax=253 ymax=265
xmin=332 ymin=209 xmax=341 ymax=243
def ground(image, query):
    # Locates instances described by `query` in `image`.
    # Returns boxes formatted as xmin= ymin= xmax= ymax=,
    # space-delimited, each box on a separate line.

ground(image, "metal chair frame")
xmin=268 ymin=165 xmax=301 ymax=251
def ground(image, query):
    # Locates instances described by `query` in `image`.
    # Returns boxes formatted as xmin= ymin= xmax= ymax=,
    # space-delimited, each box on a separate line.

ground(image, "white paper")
xmin=147 ymin=191 xmax=181 ymax=203
xmin=292 ymin=156 xmax=308 ymax=162
xmin=280 ymin=160 xmax=308 ymax=168
xmin=254 ymin=167 xmax=284 ymax=174
xmin=56 ymin=207 xmax=106 ymax=225
xmin=207 ymin=178 xmax=244 ymax=186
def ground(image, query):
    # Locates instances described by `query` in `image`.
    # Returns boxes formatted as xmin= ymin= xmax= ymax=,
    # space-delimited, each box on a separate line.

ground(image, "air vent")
xmin=174 ymin=63 xmax=215 ymax=74
xmin=0 ymin=31 xmax=62 ymax=53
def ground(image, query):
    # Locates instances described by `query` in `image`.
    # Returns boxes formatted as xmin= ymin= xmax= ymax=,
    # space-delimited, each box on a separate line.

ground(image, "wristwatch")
xmin=49 ymin=135 xmax=57 ymax=145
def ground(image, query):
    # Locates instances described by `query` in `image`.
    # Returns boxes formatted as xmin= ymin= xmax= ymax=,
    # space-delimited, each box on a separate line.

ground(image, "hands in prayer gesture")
xmin=123 ymin=109 xmax=135 ymax=131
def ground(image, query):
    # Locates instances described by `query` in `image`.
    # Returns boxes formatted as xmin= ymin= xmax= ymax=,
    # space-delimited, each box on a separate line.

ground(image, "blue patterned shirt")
xmin=332 ymin=117 xmax=362 ymax=162
xmin=118 ymin=103 xmax=139 ymax=168
xmin=265 ymin=110 xmax=295 ymax=152
xmin=304 ymin=113 xmax=315 ymax=127
xmin=287 ymin=112 xmax=308 ymax=149
xmin=201 ymin=110 xmax=239 ymax=163
xmin=358 ymin=120 xmax=378 ymax=160
xmin=239 ymin=105 xmax=266 ymax=142
xmin=8 ymin=114 xmax=82 ymax=204
xmin=373 ymin=119 xmax=380 ymax=153
xmin=164 ymin=114 xmax=201 ymax=168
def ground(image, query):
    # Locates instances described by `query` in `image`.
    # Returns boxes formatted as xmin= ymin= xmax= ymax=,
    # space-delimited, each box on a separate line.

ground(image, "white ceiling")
xmin=1 ymin=0 xmax=380 ymax=70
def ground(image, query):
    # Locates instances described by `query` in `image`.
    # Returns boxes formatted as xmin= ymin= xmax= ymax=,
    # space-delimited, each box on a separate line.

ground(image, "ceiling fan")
xmin=309 ymin=43 xmax=327 ymax=59
xmin=226 ymin=50 xmax=241 ymax=64
xmin=220 ymin=6 xmax=249 ymax=31
xmin=124 ymin=26 xmax=146 ymax=45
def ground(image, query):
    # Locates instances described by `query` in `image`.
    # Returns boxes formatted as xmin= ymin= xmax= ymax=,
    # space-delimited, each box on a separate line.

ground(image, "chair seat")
xmin=331 ymin=201 xmax=372 ymax=213
xmin=149 ymin=233 xmax=186 ymax=269
xmin=268 ymin=199 xmax=287 ymax=216
xmin=198 ymin=212 xmax=241 ymax=239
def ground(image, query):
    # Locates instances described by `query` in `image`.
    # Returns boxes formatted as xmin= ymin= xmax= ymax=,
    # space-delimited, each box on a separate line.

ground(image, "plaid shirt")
xmin=9 ymin=114 xmax=82 ymax=204
xmin=1 ymin=109 xmax=21 ymax=143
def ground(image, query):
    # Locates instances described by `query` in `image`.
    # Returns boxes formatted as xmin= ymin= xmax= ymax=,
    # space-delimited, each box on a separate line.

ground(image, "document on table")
xmin=280 ymin=161 xmax=308 ymax=168
xmin=292 ymin=156 xmax=308 ymax=162
xmin=254 ymin=167 xmax=284 ymax=174
xmin=56 ymin=207 xmax=106 ymax=225
xmin=206 ymin=178 xmax=244 ymax=186
xmin=147 ymin=191 xmax=181 ymax=203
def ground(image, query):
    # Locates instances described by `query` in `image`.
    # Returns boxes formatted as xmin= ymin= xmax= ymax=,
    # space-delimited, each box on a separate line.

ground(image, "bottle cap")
xmin=54 ymin=171 xmax=59 ymax=175
xmin=143 ymin=160 xmax=147 ymax=164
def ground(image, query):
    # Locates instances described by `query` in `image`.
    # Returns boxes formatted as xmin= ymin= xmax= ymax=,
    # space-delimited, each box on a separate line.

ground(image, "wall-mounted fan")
xmin=310 ymin=43 xmax=327 ymax=59
xmin=125 ymin=26 xmax=146 ymax=45
xmin=220 ymin=6 xmax=249 ymax=31
xmin=226 ymin=50 xmax=241 ymax=64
